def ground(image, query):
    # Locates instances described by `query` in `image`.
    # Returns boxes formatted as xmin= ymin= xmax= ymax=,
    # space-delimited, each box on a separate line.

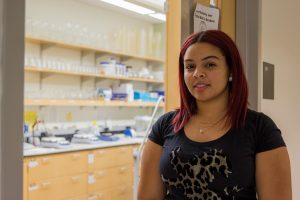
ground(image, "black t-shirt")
xmin=148 ymin=109 xmax=286 ymax=200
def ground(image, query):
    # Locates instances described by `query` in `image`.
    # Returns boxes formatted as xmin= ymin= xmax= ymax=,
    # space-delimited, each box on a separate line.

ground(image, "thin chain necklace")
xmin=198 ymin=115 xmax=226 ymax=134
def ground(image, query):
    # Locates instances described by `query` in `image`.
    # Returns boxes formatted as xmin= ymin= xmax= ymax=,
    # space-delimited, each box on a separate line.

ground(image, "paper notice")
xmin=194 ymin=4 xmax=220 ymax=32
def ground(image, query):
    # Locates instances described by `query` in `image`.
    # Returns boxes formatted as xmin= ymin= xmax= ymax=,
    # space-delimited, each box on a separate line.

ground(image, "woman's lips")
xmin=193 ymin=83 xmax=210 ymax=91
xmin=194 ymin=83 xmax=209 ymax=88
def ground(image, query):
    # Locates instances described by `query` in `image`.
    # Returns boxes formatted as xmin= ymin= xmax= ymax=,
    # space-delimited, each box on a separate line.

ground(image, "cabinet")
xmin=87 ymin=146 xmax=133 ymax=200
xmin=25 ymin=151 xmax=88 ymax=200
xmin=23 ymin=145 xmax=136 ymax=200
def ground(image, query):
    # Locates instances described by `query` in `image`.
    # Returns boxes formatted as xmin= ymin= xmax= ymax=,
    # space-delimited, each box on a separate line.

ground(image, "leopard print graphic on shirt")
xmin=162 ymin=147 xmax=242 ymax=200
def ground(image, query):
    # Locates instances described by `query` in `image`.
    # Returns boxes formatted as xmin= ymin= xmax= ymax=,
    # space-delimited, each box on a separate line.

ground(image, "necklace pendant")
xmin=199 ymin=129 xmax=204 ymax=134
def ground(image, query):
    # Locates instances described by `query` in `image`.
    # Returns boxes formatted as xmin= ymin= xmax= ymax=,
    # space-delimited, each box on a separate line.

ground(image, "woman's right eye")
xmin=184 ymin=64 xmax=195 ymax=70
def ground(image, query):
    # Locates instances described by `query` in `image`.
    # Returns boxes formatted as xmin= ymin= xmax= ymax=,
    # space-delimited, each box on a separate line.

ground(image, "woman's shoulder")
xmin=245 ymin=110 xmax=284 ymax=152
xmin=245 ymin=109 xmax=279 ymax=131
xmin=152 ymin=110 xmax=177 ymax=133
xmin=246 ymin=109 xmax=275 ymax=123
xmin=157 ymin=110 xmax=177 ymax=122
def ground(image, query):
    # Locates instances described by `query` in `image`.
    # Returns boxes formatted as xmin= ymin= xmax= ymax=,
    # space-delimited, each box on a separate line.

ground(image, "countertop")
xmin=24 ymin=137 xmax=144 ymax=157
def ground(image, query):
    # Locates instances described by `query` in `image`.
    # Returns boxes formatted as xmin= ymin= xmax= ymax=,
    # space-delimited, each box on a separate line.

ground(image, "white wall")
xmin=261 ymin=0 xmax=300 ymax=198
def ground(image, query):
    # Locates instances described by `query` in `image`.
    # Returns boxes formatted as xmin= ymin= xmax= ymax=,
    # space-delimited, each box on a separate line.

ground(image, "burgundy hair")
xmin=172 ymin=30 xmax=248 ymax=133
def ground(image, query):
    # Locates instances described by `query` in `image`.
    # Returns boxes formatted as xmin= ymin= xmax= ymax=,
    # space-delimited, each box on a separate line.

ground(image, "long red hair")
xmin=172 ymin=30 xmax=248 ymax=133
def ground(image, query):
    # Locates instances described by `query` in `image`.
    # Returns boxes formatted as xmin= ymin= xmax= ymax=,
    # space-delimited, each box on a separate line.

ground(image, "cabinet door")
xmin=28 ymin=151 xmax=88 ymax=182
xmin=111 ymin=184 xmax=133 ymax=200
xmin=66 ymin=195 xmax=87 ymax=200
xmin=87 ymin=168 xmax=113 ymax=193
xmin=28 ymin=177 xmax=61 ymax=200
xmin=58 ymin=173 xmax=88 ymax=199
xmin=58 ymin=152 xmax=88 ymax=176
xmin=88 ymin=146 xmax=133 ymax=171
xmin=111 ymin=164 xmax=133 ymax=185
xmin=28 ymin=174 xmax=88 ymax=200
xmin=28 ymin=155 xmax=59 ymax=182
xmin=87 ymin=190 xmax=111 ymax=200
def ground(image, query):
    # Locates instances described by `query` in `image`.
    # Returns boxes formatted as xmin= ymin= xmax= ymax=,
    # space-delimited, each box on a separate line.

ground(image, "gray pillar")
xmin=0 ymin=0 xmax=25 ymax=199
xmin=236 ymin=0 xmax=261 ymax=111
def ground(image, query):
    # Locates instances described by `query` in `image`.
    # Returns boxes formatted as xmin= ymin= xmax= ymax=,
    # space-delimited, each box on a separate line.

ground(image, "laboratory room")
xmin=23 ymin=0 xmax=166 ymax=199
xmin=22 ymin=0 xmax=235 ymax=200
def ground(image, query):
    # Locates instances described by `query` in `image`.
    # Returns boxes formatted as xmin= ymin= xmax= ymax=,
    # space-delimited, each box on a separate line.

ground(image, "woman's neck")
xmin=195 ymin=97 xmax=228 ymax=122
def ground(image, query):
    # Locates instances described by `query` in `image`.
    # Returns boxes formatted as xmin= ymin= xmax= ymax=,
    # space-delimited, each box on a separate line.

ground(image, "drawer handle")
xmin=120 ymin=147 xmax=128 ymax=152
xmin=72 ymin=154 xmax=81 ymax=160
xmin=28 ymin=184 xmax=39 ymax=191
xmin=119 ymin=167 xmax=127 ymax=173
xmin=98 ymin=193 xmax=104 ymax=199
xmin=96 ymin=151 xmax=104 ymax=156
xmin=88 ymin=195 xmax=97 ymax=200
xmin=71 ymin=176 xmax=80 ymax=183
xmin=41 ymin=182 xmax=51 ymax=189
xmin=118 ymin=186 xmax=127 ymax=194
xmin=96 ymin=171 xmax=105 ymax=178
xmin=28 ymin=160 xmax=38 ymax=168
xmin=41 ymin=157 xmax=51 ymax=164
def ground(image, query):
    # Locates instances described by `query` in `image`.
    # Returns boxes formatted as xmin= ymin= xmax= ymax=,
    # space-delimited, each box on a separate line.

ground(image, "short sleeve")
xmin=255 ymin=113 xmax=286 ymax=153
xmin=148 ymin=111 xmax=176 ymax=146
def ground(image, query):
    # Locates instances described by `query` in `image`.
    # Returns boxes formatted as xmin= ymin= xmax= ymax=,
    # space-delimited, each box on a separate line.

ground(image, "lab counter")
xmin=24 ymin=137 xmax=143 ymax=157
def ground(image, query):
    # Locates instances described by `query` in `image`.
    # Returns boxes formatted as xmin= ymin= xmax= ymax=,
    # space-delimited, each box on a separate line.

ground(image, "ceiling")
xmin=78 ymin=0 xmax=166 ymax=23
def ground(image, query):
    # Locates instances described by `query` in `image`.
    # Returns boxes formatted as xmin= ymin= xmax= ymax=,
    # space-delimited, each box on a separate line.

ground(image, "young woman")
xmin=137 ymin=30 xmax=292 ymax=200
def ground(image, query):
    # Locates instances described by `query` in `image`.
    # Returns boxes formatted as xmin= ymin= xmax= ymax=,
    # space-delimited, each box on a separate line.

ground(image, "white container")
xmin=134 ymin=116 xmax=152 ymax=132
xmin=99 ymin=61 xmax=115 ymax=75
xmin=112 ymin=83 xmax=134 ymax=102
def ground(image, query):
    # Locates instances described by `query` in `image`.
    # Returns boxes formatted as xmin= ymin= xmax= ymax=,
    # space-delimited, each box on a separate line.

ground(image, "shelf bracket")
xmin=40 ymin=72 xmax=52 ymax=80
xmin=119 ymin=56 xmax=130 ymax=63
xmin=38 ymin=72 xmax=53 ymax=94
xmin=79 ymin=76 xmax=95 ymax=90
xmin=41 ymin=43 xmax=56 ymax=52
xmin=80 ymin=50 xmax=95 ymax=66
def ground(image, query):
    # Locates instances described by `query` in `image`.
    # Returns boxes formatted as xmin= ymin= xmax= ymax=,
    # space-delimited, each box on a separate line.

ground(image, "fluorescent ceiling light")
xmin=100 ymin=0 xmax=155 ymax=15
xmin=148 ymin=13 xmax=166 ymax=21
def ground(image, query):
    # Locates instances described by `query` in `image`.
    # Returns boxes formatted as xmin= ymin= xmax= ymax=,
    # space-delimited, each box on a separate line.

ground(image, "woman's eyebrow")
xmin=202 ymin=55 xmax=220 ymax=61
xmin=183 ymin=59 xmax=194 ymax=63
xmin=184 ymin=55 xmax=220 ymax=62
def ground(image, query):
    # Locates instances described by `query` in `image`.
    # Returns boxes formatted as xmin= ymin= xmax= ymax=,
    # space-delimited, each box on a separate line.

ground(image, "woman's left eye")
xmin=205 ymin=63 xmax=216 ymax=68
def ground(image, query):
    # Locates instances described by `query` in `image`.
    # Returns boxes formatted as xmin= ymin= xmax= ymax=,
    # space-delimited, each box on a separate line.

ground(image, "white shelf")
xmin=25 ymin=99 xmax=165 ymax=107
xmin=25 ymin=66 xmax=164 ymax=84
xmin=25 ymin=36 xmax=165 ymax=63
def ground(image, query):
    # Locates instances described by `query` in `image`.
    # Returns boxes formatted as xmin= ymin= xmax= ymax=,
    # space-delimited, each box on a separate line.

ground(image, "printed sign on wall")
xmin=194 ymin=4 xmax=220 ymax=32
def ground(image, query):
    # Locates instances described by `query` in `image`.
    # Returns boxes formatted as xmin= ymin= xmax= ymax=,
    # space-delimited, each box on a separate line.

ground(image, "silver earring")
xmin=229 ymin=75 xmax=233 ymax=82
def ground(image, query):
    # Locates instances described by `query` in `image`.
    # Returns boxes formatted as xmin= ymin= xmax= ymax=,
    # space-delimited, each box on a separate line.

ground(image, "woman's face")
xmin=183 ymin=42 xmax=230 ymax=104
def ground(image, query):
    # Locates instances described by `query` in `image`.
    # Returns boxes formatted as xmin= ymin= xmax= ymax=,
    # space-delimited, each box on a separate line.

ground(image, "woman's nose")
xmin=193 ymin=68 xmax=206 ymax=79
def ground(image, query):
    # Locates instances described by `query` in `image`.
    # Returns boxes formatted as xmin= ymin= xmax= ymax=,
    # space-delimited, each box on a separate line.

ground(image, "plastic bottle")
xmin=124 ymin=126 xmax=133 ymax=138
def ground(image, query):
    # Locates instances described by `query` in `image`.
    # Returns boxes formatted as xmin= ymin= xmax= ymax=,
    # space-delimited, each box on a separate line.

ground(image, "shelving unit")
xmin=25 ymin=36 xmax=164 ymax=63
xmin=25 ymin=99 xmax=165 ymax=107
xmin=25 ymin=33 xmax=165 ymax=109
xmin=25 ymin=66 xmax=164 ymax=84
